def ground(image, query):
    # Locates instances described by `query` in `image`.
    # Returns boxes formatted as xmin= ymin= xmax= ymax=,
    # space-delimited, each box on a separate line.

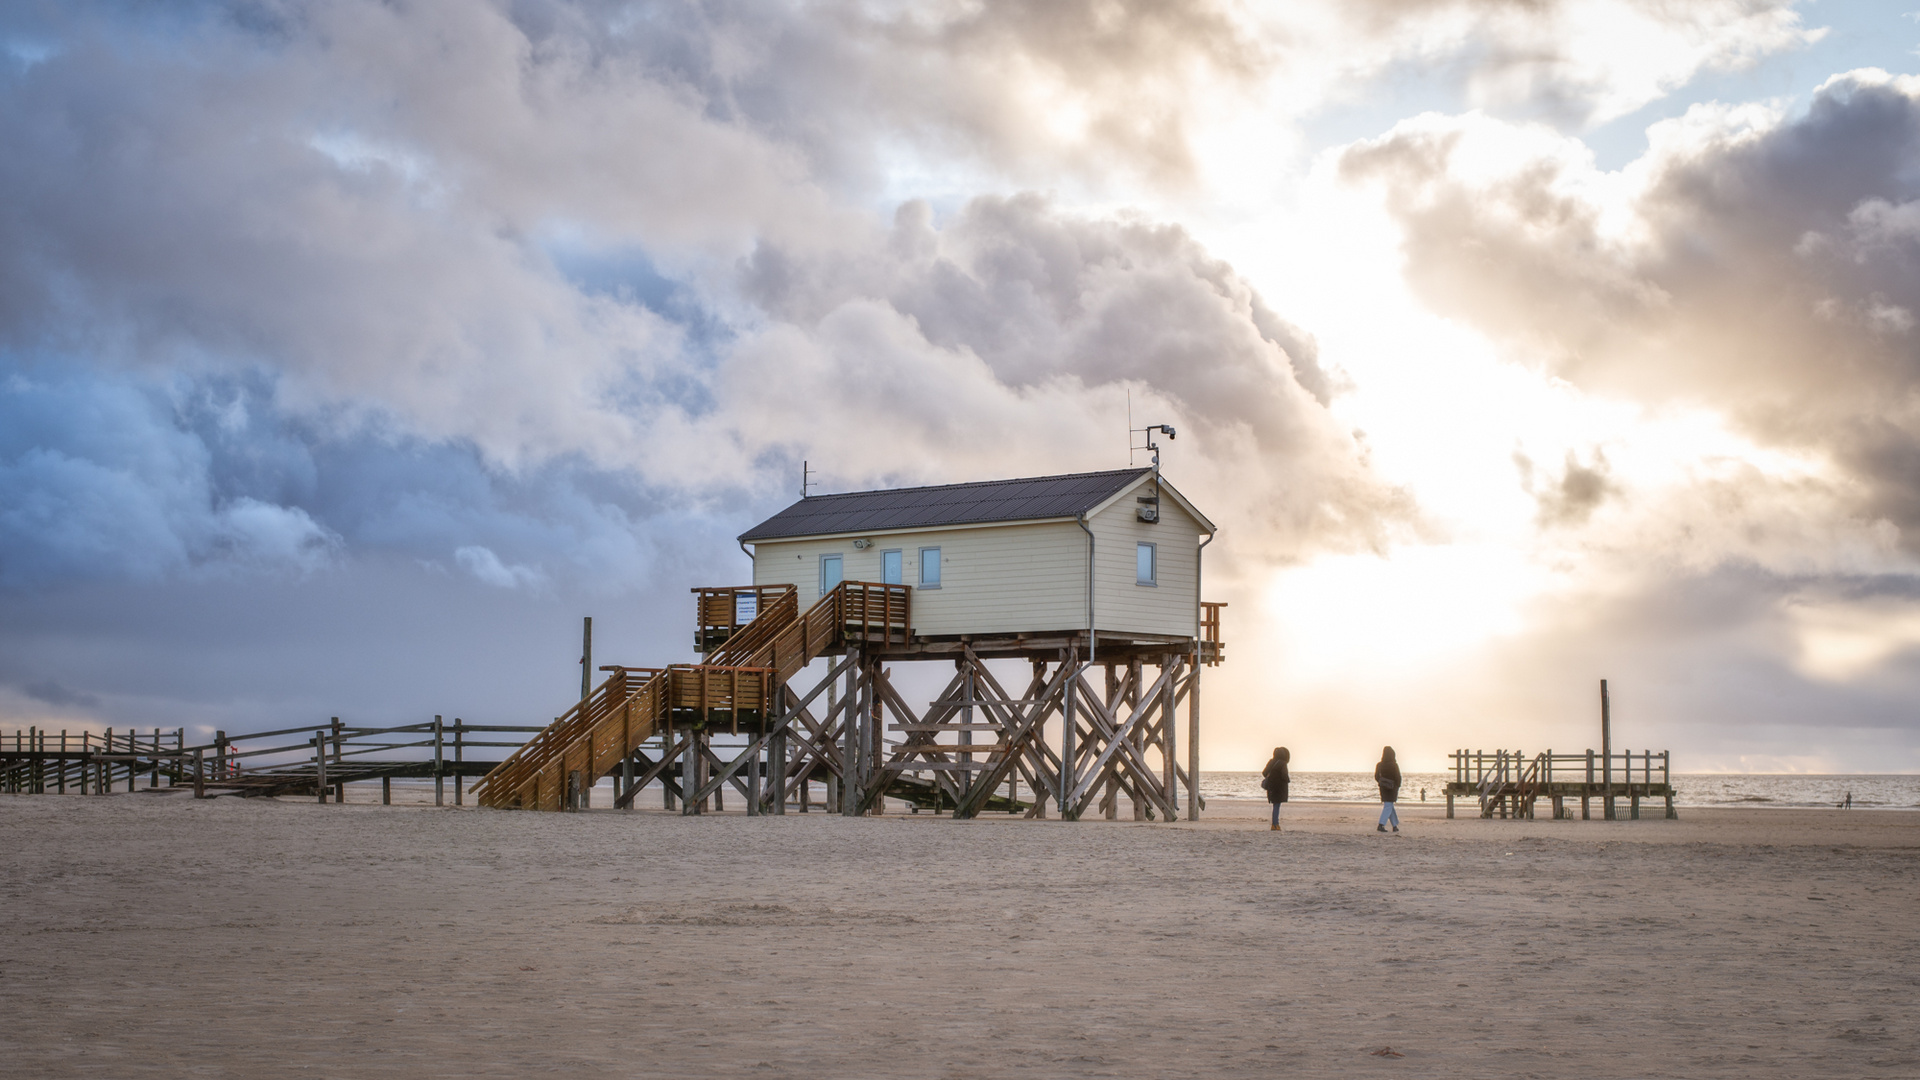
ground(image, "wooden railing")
xmin=1198 ymin=601 xmax=1227 ymax=665
xmin=733 ymin=580 xmax=911 ymax=682
xmin=473 ymin=667 xmax=668 ymax=810
xmin=707 ymin=589 xmax=801 ymax=667
xmin=471 ymin=580 xmax=910 ymax=812
xmin=694 ymin=584 xmax=797 ymax=654
xmin=1 ymin=718 xmax=540 ymax=801
xmin=1452 ymin=749 xmax=1671 ymax=789
xmin=1448 ymin=748 xmax=1675 ymax=820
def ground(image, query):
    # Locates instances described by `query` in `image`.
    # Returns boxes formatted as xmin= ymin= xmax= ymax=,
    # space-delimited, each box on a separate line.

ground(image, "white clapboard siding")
xmin=1088 ymin=484 xmax=1202 ymax=638
xmin=753 ymin=521 xmax=1088 ymax=637
xmin=749 ymin=473 xmax=1209 ymax=640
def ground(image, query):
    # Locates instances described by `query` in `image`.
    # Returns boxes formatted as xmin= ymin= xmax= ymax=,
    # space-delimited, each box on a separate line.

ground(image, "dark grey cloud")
xmin=19 ymin=679 xmax=99 ymax=709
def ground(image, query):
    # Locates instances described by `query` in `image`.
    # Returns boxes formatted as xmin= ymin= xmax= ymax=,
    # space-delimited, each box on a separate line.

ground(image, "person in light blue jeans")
xmin=1375 ymin=746 xmax=1401 ymax=833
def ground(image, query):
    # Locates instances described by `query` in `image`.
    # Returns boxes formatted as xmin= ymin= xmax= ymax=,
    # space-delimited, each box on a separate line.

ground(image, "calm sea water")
xmin=1202 ymin=772 xmax=1920 ymax=809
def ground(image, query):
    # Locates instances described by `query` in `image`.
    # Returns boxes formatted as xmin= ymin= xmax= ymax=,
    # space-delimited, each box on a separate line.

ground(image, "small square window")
xmin=1136 ymin=542 xmax=1156 ymax=586
xmin=820 ymin=554 xmax=843 ymax=594
xmin=881 ymin=549 xmax=903 ymax=585
xmin=919 ymin=547 xmax=941 ymax=588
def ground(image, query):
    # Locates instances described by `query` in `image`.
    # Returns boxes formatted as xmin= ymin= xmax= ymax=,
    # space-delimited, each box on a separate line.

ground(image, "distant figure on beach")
xmin=1375 ymin=746 xmax=1401 ymax=833
xmin=1846 ymin=791 xmax=1853 ymax=809
xmin=1262 ymin=747 xmax=1290 ymax=831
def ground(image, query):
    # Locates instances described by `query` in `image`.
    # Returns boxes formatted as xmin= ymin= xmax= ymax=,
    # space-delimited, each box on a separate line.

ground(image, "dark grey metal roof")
xmin=739 ymin=468 xmax=1153 ymax=542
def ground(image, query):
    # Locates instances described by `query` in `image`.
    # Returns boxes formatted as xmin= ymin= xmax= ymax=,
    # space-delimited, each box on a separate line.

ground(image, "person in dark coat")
xmin=1261 ymin=747 xmax=1290 ymax=831
xmin=1375 ymin=746 xmax=1401 ymax=833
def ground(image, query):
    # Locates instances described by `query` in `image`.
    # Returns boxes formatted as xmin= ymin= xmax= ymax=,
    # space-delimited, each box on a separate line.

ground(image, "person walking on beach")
xmin=1262 ymin=747 xmax=1290 ymax=831
xmin=1375 ymin=746 xmax=1401 ymax=833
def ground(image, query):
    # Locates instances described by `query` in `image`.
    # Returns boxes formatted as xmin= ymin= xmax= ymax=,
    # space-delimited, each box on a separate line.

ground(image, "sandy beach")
xmin=3 ymin=793 xmax=1916 ymax=1078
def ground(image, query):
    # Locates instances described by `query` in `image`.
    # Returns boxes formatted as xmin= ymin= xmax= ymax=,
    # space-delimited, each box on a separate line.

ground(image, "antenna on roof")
xmin=1130 ymin=420 xmax=1175 ymax=522
xmin=801 ymin=460 xmax=817 ymax=500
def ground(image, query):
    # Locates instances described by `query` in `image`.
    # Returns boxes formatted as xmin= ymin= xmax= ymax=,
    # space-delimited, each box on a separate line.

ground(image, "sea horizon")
xmin=1199 ymin=771 xmax=1920 ymax=810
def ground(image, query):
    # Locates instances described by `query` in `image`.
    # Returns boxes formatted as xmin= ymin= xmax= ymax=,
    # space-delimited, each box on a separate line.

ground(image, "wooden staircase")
xmin=471 ymin=581 xmax=909 ymax=811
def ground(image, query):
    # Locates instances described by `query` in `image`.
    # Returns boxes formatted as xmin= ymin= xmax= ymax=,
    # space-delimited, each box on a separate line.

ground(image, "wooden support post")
xmin=1601 ymin=680 xmax=1614 ymax=821
xmin=681 ymin=729 xmax=701 ymax=816
xmin=454 ymin=720 xmax=464 ymax=806
xmin=842 ymin=653 xmax=859 ymax=817
xmin=314 ymin=732 xmax=327 ymax=803
xmin=621 ymin=749 xmax=635 ymax=811
xmin=1583 ymin=749 xmax=1593 ymax=820
xmin=746 ymin=738 xmax=762 ymax=816
xmin=772 ymin=729 xmax=788 ymax=816
xmin=433 ymin=715 xmax=445 ymax=807
xmin=869 ymin=659 xmax=884 ymax=815
xmin=1186 ymin=652 xmax=1201 ymax=821
xmin=663 ymin=718 xmax=677 ymax=811
xmin=1060 ymin=656 xmax=1077 ymax=821
xmin=1102 ymin=664 xmax=1119 ymax=820
xmin=1161 ymin=654 xmax=1177 ymax=818
xmin=581 ymin=615 xmax=593 ymax=702
xmin=382 ymin=775 xmax=392 ymax=805
xmin=1128 ymin=657 xmax=1146 ymax=820
xmin=331 ymin=717 xmax=344 ymax=803
xmin=193 ymin=749 xmax=205 ymax=799
xmin=960 ymin=657 xmax=974 ymax=801
xmin=57 ymin=730 xmax=66 ymax=794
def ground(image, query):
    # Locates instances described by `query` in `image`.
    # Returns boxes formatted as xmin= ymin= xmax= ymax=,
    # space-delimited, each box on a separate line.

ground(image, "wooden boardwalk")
xmin=1444 ymin=748 xmax=1676 ymax=820
xmin=1 ymin=718 xmax=537 ymax=804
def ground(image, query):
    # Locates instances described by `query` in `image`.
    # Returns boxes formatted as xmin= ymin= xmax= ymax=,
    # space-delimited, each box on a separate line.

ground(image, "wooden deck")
xmin=1444 ymin=749 xmax=1677 ymax=820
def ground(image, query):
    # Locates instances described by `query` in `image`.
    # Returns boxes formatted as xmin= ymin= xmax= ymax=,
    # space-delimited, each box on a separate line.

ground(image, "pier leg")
xmin=1631 ymin=790 xmax=1640 ymax=820
xmin=772 ymin=731 xmax=787 ymax=815
xmin=382 ymin=776 xmax=391 ymax=805
xmin=1665 ymin=793 xmax=1677 ymax=820
xmin=746 ymin=741 xmax=762 ymax=817
xmin=1446 ymin=791 xmax=1454 ymax=819
xmin=1186 ymin=652 xmax=1201 ymax=822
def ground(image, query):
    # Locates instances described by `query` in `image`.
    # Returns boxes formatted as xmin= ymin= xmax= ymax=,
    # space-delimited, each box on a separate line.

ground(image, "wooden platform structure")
xmin=470 ymin=581 xmax=1225 ymax=819
xmin=1 ymin=719 xmax=538 ymax=804
xmin=1444 ymin=748 xmax=1676 ymax=820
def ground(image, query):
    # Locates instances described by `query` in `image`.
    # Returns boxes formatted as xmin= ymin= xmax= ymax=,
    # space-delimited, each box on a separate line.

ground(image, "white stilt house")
xmin=738 ymin=468 xmax=1218 ymax=654
xmin=478 ymin=467 xmax=1225 ymax=820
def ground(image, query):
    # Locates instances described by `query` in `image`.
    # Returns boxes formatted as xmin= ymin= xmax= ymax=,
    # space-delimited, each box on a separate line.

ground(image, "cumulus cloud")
xmin=1341 ymin=71 xmax=1920 ymax=555
xmin=723 ymin=193 xmax=1400 ymax=562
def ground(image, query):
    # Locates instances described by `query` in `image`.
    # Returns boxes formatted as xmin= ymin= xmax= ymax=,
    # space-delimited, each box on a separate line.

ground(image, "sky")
xmin=3 ymin=0 xmax=1920 ymax=774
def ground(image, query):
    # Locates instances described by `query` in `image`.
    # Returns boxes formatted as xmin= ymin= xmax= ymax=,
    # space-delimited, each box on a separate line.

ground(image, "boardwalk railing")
xmin=1445 ymin=748 xmax=1675 ymax=821
xmin=1 ymin=718 xmax=543 ymax=803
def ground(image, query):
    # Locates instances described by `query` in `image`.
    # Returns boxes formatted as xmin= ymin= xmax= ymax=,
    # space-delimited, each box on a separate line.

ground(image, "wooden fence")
xmin=0 ymin=718 xmax=544 ymax=804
